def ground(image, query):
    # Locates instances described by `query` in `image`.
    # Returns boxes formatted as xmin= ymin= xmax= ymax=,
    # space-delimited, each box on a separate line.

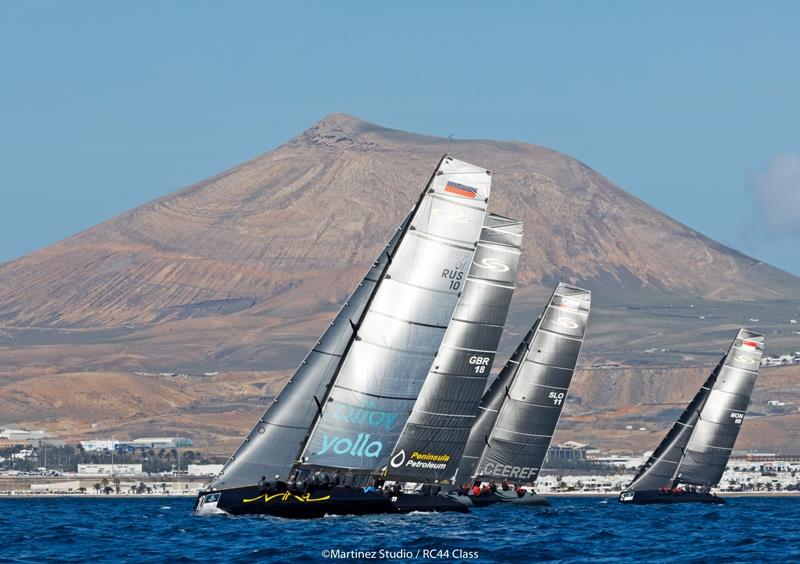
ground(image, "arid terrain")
xmin=1 ymin=114 xmax=799 ymax=454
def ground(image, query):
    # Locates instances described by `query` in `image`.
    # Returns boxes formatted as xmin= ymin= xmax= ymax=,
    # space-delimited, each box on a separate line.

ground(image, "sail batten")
xmin=629 ymin=329 xmax=764 ymax=491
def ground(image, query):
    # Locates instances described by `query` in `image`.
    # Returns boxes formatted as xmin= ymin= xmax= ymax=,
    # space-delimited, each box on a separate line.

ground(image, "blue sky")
xmin=1 ymin=1 xmax=798 ymax=274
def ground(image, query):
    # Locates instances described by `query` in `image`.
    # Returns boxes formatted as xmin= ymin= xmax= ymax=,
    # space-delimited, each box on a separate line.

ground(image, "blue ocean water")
xmin=1 ymin=496 xmax=798 ymax=563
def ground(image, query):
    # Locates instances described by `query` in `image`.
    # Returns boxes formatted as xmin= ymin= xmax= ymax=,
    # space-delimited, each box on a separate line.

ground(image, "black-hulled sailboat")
xmin=195 ymin=156 xmax=493 ymax=517
xmin=451 ymin=283 xmax=591 ymax=507
xmin=619 ymin=329 xmax=764 ymax=505
xmin=382 ymin=214 xmax=523 ymax=509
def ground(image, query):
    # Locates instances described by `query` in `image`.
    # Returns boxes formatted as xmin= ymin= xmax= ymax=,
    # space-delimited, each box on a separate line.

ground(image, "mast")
xmin=385 ymin=214 xmax=523 ymax=483
xmin=297 ymin=156 xmax=493 ymax=475
xmin=466 ymin=283 xmax=591 ymax=484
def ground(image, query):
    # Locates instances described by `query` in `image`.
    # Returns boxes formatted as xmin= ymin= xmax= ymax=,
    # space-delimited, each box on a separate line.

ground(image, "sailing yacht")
xmin=451 ymin=283 xmax=591 ymax=507
xmin=383 ymin=214 xmax=523 ymax=492
xmin=619 ymin=329 xmax=764 ymax=505
xmin=195 ymin=156 xmax=493 ymax=517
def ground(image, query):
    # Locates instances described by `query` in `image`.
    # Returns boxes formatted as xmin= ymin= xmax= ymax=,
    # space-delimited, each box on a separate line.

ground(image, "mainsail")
xmin=628 ymin=329 xmax=764 ymax=491
xmin=385 ymin=214 xmax=523 ymax=482
xmin=210 ymin=214 xmax=411 ymax=489
xmin=459 ymin=283 xmax=591 ymax=484
xmin=298 ymin=157 xmax=492 ymax=472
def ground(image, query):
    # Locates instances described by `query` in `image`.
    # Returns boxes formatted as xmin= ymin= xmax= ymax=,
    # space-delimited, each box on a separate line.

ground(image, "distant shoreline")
xmin=2 ymin=491 xmax=799 ymax=499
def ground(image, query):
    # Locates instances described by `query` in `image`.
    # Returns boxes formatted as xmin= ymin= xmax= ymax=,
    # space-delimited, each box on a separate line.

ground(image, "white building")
xmin=187 ymin=464 xmax=224 ymax=476
xmin=0 ymin=429 xmax=46 ymax=440
xmin=76 ymin=464 xmax=142 ymax=476
xmin=80 ymin=440 xmax=120 ymax=452
xmin=131 ymin=437 xmax=193 ymax=448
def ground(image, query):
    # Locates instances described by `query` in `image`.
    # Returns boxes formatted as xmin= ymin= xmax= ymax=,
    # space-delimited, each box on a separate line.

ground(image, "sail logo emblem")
xmin=333 ymin=399 xmax=400 ymax=431
xmin=472 ymin=257 xmax=509 ymax=272
xmin=389 ymin=449 xmax=406 ymax=468
xmin=552 ymin=316 xmax=579 ymax=330
xmin=318 ymin=433 xmax=383 ymax=458
xmin=734 ymin=354 xmax=757 ymax=365
xmin=432 ymin=207 xmax=469 ymax=223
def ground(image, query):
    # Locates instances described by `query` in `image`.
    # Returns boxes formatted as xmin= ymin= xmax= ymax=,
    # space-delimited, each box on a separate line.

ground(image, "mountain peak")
xmin=290 ymin=112 xmax=388 ymax=152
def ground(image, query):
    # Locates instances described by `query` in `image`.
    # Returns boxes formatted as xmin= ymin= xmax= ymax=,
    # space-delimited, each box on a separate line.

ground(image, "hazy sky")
xmin=1 ymin=1 xmax=798 ymax=274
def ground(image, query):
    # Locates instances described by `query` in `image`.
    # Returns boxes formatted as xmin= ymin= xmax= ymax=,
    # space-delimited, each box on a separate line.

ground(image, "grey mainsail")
xmin=628 ymin=329 xmax=764 ymax=491
xmin=462 ymin=283 xmax=591 ymax=484
xmin=457 ymin=321 xmax=538 ymax=482
xmin=298 ymin=157 xmax=492 ymax=472
xmin=210 ymin=214 xmax=411 ymax=489
xmin=385 ymin=214 xmax=523 ymax=482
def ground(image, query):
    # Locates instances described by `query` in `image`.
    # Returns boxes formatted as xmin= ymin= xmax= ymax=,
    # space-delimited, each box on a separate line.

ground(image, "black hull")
xmin=619 ymin=490 xmax=724 ymax=505
xmin=196 ymin=485 xmax=468 ymax=518
xmin=449 ymin=490 xmax=550 ymax=507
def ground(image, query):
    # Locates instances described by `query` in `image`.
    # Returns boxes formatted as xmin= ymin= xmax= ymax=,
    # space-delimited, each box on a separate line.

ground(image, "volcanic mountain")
xmin=1 ymin=113 xmax=799 ymax=451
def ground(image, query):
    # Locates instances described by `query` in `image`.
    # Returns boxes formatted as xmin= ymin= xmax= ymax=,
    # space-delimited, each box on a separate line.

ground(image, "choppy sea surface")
xmin=1 ymin=496 xmax=799 ymax=563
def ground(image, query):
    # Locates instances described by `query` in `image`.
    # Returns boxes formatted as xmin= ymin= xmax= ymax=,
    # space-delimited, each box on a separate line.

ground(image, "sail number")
xmin=469 ymin=355 xmax=490 ymax=373
xmin=548 ymin=391 xmax=565 ymax=406
xmin=441 ymin=268 xmax=465 ymax=291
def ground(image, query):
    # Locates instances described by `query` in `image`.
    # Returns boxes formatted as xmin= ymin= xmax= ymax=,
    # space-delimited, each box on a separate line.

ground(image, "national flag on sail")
xmin=741 ymin=339 xmax=760 ymax=350
xmin=444 ymin=181 xmax=478 ymax=199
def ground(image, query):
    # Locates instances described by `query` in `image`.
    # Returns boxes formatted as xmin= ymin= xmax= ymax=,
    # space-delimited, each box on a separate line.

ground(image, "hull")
xmin=195 ymin=485 xmax=468 ymax=518
xmin=449 ymin=490 xmax=549 ymax=507
xmin=619 ymin=490 xmax=724 ymax=505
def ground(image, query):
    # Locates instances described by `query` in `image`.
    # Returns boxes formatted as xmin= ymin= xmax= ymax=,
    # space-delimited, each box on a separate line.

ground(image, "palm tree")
xmin=113 ymin=477 xmax=121 ymax=494
xmin=93 ymin=483 xmax=101 ymax=494
xmin=101 ymin=477 xmax=109 ymax=491
xmin=161 ymin=483 xmax=167 ymax=494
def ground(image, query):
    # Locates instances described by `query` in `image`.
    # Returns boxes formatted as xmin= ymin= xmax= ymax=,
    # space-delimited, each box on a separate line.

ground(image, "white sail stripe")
xmin=440 ymin=343 xmax=496 ymax=354
xmin=411 ymin=409 xmax=477 ymax=418
xmin=429 ymin=191 xmax=487 ymax=211
xmin=538 ymin=327 xmax=585 ymax=342
xmin=483 ymin=225 xmax=523 ymax=237
xmin=676 ymin=421 xmax=695 ymax=428
xmin=648 ymin=455 xmax=680 ymax=465
xmin=515 ymin=381 xmax=570 ymax=391
xmin=495 ymin=429 xmax=552 ymax=438
xmin=478 ymin=406 xmax=499 ymax=413
xmin=522 ymin=358 xmax=575 ymax=372
xmin=689 ymin=444 xmax=733 ymax=452
xmin=408 ymin=228 xmax=478 ymax=251
xmin=475 ymin=242 xmax=522 ymax=255
xmin=464 ymin=277 xmax=515 ymax=289
xmin=548 ymin=304 xmax=590 ymax=317
xmin=490 ymin=434 xmax=551 ymax=446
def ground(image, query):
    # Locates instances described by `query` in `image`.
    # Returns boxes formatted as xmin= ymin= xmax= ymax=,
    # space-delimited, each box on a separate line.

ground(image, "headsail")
xmin=386 ymin=214 xmax=523 ymax=482
xmin=298 ymin=157 xmax=492 ymax=472
xmin=461 ymin=283 xmax=591 ymax=484
xmin=210 ymin=215 xmax=410 ymax=489
xmin=628 ymin=329 xmax=764 ymax=491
